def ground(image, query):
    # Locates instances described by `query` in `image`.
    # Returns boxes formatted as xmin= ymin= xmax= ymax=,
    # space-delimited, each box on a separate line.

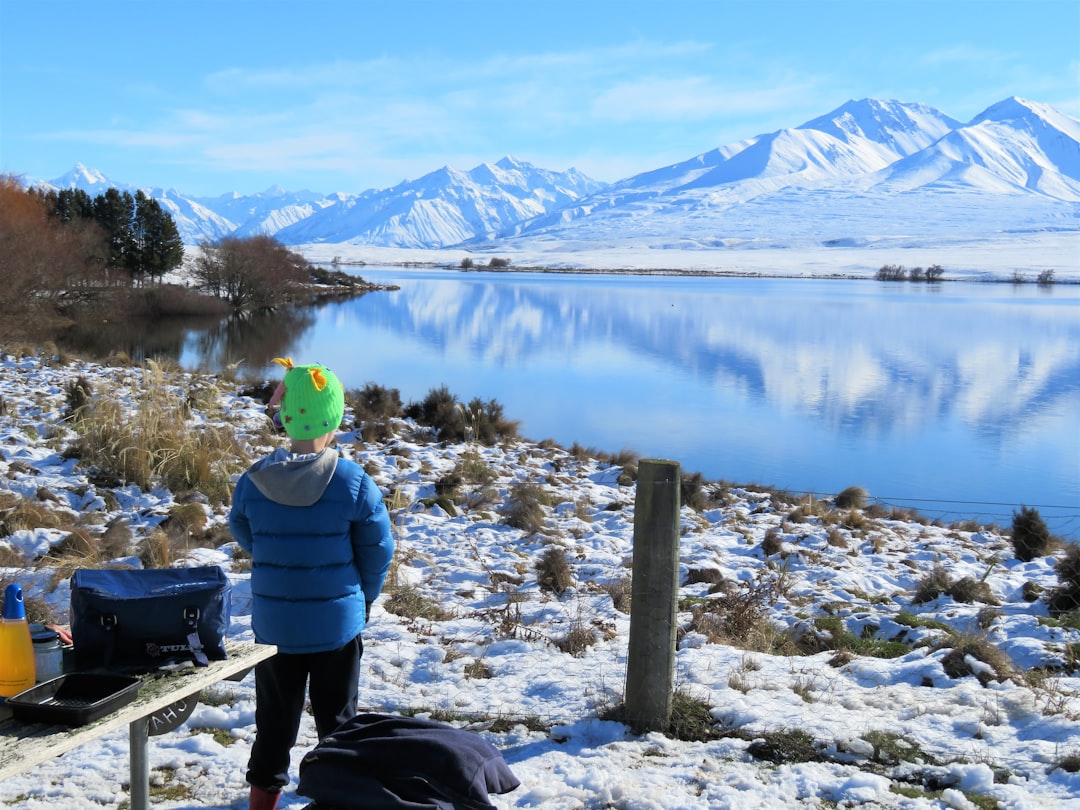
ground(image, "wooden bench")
xmin=0 ymin=640 xmax=276 ymax=810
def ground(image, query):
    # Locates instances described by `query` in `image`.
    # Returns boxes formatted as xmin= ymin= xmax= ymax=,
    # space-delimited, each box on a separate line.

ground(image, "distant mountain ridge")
xmin=34 ymin=96 xmax=1080 ymax=250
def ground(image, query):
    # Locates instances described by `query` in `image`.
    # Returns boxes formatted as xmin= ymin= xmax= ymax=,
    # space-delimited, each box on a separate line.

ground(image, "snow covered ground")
xmin=290 ymin=230 xmax=1080 ymax=282
xmin=0 ymin=351 xmax=1077 ymax=809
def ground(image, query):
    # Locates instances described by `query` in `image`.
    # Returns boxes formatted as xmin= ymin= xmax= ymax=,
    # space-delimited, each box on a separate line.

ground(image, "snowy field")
xmin=289 ymin=230 xmax=1080 ymax=283
xmin=0 ymin=350 xmax=1077 ymax=809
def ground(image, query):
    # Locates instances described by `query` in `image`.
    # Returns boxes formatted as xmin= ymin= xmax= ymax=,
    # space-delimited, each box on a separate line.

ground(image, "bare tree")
xmin=193 ymin=235 xmax=312 ymax=310
xmin=0 ymin=175 xmax=106 ymax=336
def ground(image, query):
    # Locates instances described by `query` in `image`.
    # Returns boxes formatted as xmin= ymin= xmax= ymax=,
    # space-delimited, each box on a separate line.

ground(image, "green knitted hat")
xmin=275 ymin=359 xmax=344 ymax=440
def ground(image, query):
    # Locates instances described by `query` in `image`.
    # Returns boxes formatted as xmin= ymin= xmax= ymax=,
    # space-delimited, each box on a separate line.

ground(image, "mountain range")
xmin=35 ymin=96 xmax=1080 ymax=251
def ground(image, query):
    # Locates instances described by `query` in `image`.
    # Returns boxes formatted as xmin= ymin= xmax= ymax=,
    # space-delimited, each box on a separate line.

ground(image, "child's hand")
xmin=47 ymin=624 xmax=73 ymax=645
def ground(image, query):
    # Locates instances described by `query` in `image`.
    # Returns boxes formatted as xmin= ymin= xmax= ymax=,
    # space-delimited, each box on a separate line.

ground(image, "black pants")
xmin=246 ymin=634 xmax=363 ymax=792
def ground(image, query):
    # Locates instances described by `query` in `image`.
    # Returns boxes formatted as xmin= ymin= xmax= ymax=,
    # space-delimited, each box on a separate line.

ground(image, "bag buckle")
xmin=183 ymin=606 xmax=201 ymax=624
xmin=100 ymin=614 xmax=117 ymax=629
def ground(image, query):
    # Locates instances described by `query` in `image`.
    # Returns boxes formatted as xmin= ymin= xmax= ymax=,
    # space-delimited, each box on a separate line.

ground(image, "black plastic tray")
xmin=5 ymin=673 xmax=142 ymax=726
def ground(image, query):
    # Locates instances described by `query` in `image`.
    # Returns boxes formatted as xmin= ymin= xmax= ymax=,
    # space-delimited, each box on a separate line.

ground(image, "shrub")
xmin=1037 ymin=269 xmax=1056 ymax=285
xmin=601 ymin=576 xmax=632 ymax=613
xmin=487 ymin=257 xmax=510 ymax=268
xmin=464 ymin=659 xmax=492 ymax=679
xmin=360 ymin=419 xmax=396 ymax=444
xmin=800 ymin=615 xmax=911 ymax=659
xmin=834 ymin=486 xmax=868 ymax=510
xmin=908 ymin=266 xmax=925 ymax=282
xmin=1048 ymin=543 xmax=1080 ymax=617
xmin=667 ymin=690 xmax=721 ymax=742
xmin=747 ymin=729 xmax=823 ymax=763
xmin=680 ymin=471 xmax=709 ymax=511
xmin=0 ymin=492 xmax=72 ymax=536
xmin=348 ymin=382 xmax=402 ymax=421
xmin=687 ymin=577 xmax=792 ymax=653
xmin=63 ymin=375 xmax=94 ymax=423
xmin=462 ymin=397 xmax=520 ymax=446
xmin=926 ymin=264 xmax=945 ymax=281
xmin=404 ymin=385 xmax=462 ymax=440
xmin=1011 ymin=505 xmax=1051 ymax=562
xmin=875 ymin=264 xmax=907 ymax=281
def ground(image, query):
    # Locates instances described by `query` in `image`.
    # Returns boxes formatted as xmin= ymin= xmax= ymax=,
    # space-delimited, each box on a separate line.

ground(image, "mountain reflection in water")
xmin=72 ymin=268 xmax=1080 ymax=538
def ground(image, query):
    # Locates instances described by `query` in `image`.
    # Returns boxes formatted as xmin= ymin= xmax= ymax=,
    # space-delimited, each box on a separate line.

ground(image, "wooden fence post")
xmin=624 ymin=458 xmax=681 ymax=734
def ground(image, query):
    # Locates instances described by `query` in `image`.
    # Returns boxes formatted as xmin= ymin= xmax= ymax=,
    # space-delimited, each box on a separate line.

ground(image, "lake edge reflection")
xmin=70 ymin=266 xmax=1079 ymax=539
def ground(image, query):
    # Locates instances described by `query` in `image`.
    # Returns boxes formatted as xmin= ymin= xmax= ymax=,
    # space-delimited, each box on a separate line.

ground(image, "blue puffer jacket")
xmin=229 ymin=447 xmax=394 ymax=654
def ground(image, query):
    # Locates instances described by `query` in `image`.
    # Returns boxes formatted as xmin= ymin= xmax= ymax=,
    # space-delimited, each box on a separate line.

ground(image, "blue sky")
xmin=2 ymin=0 xmax=1077 ymax=197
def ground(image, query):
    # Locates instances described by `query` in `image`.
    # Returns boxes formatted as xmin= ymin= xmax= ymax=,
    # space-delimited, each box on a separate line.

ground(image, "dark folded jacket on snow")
xmin=297 ymin=713 xmax=520 ymax=810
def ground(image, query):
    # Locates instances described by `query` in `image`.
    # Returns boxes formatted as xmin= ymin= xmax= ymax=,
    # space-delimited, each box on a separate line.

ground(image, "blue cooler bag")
xmin=70 ymin=566 xmax=231 ymax=673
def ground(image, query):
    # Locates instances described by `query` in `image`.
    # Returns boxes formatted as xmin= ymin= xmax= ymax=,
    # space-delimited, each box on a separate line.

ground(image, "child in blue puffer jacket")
xmin=229 ymin=358 xmax=395 ymax=810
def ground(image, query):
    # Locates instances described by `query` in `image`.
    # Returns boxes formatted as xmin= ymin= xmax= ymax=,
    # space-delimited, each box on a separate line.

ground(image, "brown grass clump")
xmin=0 ymin=492 xmax=76 ymax=537
xmin=686 ymin=579 xmax=793 ymax=654
xmin=1048 ymin=544 xmax=1080 ymax=617
xmin=935 ymin=632 xmax=1016 ymax=686
xmin=600 ymin=576 xmax=632 ymax=613
xmin=503 ymin=482 xmax=548 ymax=535
xmin=535 ymin=546 xmax=573 ymax=595
xmin=912 ymin=566 xmax=953 ymax=604
xmin=66 ymin=360 xmax=249 ymax=504
xmin=555 ymin=624 xmax=597 ymax=657
xmin=912 ymin=566 xmax=999 ymax=606
xmin=384 ymin=582 xmax=452 ymax=622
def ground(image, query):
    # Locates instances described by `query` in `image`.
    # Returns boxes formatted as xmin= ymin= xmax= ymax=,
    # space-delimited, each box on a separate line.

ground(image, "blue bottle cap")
xmin=2 ymin=583 xmax=26 ymax=620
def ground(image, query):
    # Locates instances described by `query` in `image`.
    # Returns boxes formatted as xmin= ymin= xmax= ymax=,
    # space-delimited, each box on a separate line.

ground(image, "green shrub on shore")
xmin=1011 ymin=505 xmax=1052 ymax=562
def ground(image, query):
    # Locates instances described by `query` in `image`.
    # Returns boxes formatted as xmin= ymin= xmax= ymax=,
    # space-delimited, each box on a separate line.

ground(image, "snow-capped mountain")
xmin=37 ymin=97 xmax=1079 ymax=250
xmin=268 ymin=157 xmax=606 ymax=248
xmin=494 ymin=96 xmax=1079 ymax=249
xmin=39 ymin=158 xmax=604 ymax=247
xmin=47 ymin=163 xmax=114 ymax=192
xmin=202 ymin=186 xmax=330 ymax=239
xmin=871 ymin=97 xmax=1080 ymax=198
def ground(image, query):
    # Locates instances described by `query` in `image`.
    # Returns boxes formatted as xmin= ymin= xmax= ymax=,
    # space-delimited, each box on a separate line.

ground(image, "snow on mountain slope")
xmin=152 ymin=188 xmax=238 ymax=243
xmin=497 ymin=97 xmax=1078 ymax=249
xmin=273 ymin=157 xmax=604 ymax=248
xmin=502 ymin=99 xmax=965 ymax=237
xmin=45 ymin=162 xmax=114 ymax=192
xmin=871 ymin=97 xmax=1080 ymax=199
xmin=34 ymin=97 xmax=1079 ymax=251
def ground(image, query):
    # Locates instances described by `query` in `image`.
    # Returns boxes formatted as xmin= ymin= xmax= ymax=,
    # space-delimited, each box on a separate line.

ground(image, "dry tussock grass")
xmin=67 ymin=360 xmax=249 ymax=504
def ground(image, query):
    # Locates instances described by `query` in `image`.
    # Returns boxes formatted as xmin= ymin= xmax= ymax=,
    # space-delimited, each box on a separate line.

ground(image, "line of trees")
xmin=0 ymin=175 xmax=189 ymax=337
xmin=875 ymin=264 xmax=945 ymax=282
xmin=29 ymin=185 xmax=184 ymax=286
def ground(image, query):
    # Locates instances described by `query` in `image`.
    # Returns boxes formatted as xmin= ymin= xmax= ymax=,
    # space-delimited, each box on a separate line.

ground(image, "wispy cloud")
xmin=591 ymin=75 xmax=818 ymax=123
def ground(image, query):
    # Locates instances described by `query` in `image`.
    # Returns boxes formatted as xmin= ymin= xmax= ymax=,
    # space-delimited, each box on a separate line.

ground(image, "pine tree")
xmin=132 ymin=191 xmax=184 ymax=284
xmin=92 ymin=188 xmax=136 ymax=279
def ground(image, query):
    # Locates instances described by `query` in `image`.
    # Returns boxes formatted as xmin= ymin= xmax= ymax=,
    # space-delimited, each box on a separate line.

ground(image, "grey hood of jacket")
xmin=246 ymin=446 xmax=339 ymax=507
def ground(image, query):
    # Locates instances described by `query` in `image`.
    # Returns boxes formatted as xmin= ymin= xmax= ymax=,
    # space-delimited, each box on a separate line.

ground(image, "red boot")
xmin=249 ymin=785 xmax=280 ymax=810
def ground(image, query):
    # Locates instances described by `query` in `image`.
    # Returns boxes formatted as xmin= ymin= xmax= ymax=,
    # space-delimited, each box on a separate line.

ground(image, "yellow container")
xmin=0 ymin=584 xmax=36 ymax=697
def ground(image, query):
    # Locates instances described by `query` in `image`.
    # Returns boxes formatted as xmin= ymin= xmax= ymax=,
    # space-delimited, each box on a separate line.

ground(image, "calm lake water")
xmin=160 ymin=267 xmax=1078 ymax=538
